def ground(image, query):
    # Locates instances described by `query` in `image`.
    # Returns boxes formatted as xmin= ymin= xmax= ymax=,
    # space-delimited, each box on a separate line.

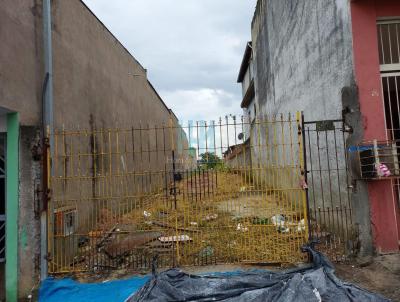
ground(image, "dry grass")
xmin=60 ymin=171 xmax=308 ymax=272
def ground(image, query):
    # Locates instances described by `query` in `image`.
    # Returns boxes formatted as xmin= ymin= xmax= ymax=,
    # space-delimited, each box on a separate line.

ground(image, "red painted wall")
xmin=351 ymin=0 xmax=400 ymax=253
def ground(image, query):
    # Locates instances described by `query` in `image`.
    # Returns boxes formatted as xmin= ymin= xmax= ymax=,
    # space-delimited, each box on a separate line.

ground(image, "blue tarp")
xmin=38 ymin=270 xmax=264 ymax=302
xmin=39 ymin=275 xmax=150 ymax=302
xmin=39 ymin=248 xmax=390 ymax=302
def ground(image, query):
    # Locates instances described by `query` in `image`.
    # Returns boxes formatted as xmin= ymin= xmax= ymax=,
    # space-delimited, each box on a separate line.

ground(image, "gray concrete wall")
xmin=0 ymin=1 xmax=42 ymax=126
xmin=251 ymin=0 xmax=372 ymax=255
xmin=252 ymin=0 xmax=354 ymax=120
xmin=51 ymin=0 xmax=173 ymax=129
xmin=1 ymin=0 xmax=182 ymax=297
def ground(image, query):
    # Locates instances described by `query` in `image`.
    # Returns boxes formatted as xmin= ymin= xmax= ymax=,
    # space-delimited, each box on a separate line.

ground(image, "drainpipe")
xmin=41 ymin=0 xmax=54 ymax=281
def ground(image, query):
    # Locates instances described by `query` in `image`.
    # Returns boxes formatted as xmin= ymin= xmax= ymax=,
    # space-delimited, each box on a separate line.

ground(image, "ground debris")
xmin=71 ymin=171 xmax=308 ymax=272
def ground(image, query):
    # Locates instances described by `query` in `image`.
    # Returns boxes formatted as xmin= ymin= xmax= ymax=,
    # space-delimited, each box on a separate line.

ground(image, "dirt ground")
xmin=335 ymin=254 xmax=400 ymax=301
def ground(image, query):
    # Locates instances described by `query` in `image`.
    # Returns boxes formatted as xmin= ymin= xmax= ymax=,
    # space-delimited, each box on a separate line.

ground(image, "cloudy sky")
xmin=83 ymin=0 xmax=257 ymax=122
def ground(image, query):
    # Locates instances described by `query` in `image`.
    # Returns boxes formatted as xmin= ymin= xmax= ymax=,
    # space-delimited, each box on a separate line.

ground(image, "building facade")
xmin=0 ymin=0 xmax=183 ymax=300
xmin=249 ymin=0 xmax=400 ymax=257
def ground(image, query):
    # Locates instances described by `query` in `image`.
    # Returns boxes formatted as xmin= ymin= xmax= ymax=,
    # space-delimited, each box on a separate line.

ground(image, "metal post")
xmin=41 ymin=0 xmax=54 ymax=281
xmin=301 ymin=112 xmax=312 ymax=242
xmin=297 ymin=112 xmax=310 ymax=243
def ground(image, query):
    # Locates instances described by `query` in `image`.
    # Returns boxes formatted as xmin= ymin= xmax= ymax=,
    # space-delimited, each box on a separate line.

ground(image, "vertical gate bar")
xmin=218 ymin=117 xmax=223 ymax=189
xmin=212 ymin=120 xmax=217 ymax=262
xmin=139 ymin=123 xmax=144 ymax=199
xmin=301 ymin=113 xmax=312 ymax=241
xmin=240 ymin=115 xmax=246 ymax=261
xmin=254 ymin=115 xmax=262 ymax=261
xmin=324 ymin=130 xmax=335 ymax=242
xmin=147 ymin=124 xmax=152 ymax=196
xmin=287 ymin=114 xmax=295 ymax=257
xmin=279 ymin=114 xmax=287 ymax=221
xmin=306 ymin=127 xmax=318 ymax=239
xmin=316 ymin=127 xmax=326 ymax=228
xmin=265 ymin=115 xmax=270 ymax=259
xmin=297 ymin=112 xmax=309 ymax=242
xmin=66 ymin=133 xmax=71 ymax=270
xmin=162 ymin=123 xmax=168 ymax=211
xmin=108 ymin=130 xmax=113 ymax=204
xmin=196 ymin=121 xmax=200 ymax=202
xmin=332 ymin=125 xmax=343 ymax=243
xmin=342 ymin=127 xmax=353 ymax=224
xmin=76 ymin=131 xmax=82 ymax=272
xmin=46 ymin=128 xmax=53 ymax=272
xmin=169 ymin=117 xmax=180 ymax=266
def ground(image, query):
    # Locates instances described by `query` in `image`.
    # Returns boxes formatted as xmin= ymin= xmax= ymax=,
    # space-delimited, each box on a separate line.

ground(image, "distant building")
xmin=237 ymin=42 xmax=256 ymax=141
xmin=224 ymin=42 xmax=257 ymax=172
xmin=223 ymin=143 xmax=250 ymax=171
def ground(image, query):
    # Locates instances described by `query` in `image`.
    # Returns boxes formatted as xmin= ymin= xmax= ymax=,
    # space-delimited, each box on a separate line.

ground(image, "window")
xmin=378 ymin=20 xmax=400 ymax=72
xmin=242 ymin=67 xmax=251 ymax=96
xmin=378 ymin=20 xmax=400 ymax=139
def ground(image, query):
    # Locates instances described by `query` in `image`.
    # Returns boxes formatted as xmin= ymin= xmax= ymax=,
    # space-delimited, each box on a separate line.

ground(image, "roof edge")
xmin=237 ymin=42 xmax=252 ymax=83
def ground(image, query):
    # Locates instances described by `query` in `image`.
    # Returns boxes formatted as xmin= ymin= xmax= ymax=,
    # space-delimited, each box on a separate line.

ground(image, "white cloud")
xmin=82 ymin=0 xmax=256 ymax=121
xmin=160 ymin=88 xmax=242 ymax=122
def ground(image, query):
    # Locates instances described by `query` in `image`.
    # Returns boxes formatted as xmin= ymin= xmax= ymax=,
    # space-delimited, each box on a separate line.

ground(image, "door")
xmin=0 ymin=133 xmax=6 ymax=301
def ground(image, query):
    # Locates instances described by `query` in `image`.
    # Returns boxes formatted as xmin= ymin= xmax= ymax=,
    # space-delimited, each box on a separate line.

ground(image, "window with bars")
xmin=378 ymin=20 xmax=400 ymax=72
xmin=378 ymin=20 xmax=400 ymax=139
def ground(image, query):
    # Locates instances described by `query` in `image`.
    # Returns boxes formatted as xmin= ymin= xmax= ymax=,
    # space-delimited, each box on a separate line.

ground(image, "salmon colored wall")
xmin=351 ymin=0 xmax=400 ymax=253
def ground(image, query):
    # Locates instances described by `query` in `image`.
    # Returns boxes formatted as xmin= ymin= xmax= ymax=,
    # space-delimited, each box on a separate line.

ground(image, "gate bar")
xmin=301 ymin=112 xmax=312 ymax=242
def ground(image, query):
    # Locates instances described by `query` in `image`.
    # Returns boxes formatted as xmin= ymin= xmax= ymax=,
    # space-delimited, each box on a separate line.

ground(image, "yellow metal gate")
xmin=48 ymin=113 xmax=309 ymax=273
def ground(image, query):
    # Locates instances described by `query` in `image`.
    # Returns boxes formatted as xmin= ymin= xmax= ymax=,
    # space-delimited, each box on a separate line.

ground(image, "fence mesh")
xmin=48 ymin=113 xmax=310 ymax=273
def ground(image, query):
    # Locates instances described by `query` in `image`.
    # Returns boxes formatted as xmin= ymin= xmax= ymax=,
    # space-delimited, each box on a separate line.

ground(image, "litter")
xmin=236 ymin=223 xmax=248 ymax=232
xmin=297 ymin=219 xmax=306 ymax=232
xmin=203 ymin=213 xmax=218 ymax=221
xmin=376 ymin=163 xmax=391 ymax=177
xmin=313 ymin=288 xmax=322 ymax=302
xmin=271 ymin=214 xmax=290 ymax=233
xmin=158 ymin=235 xmax=192 ymax=243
